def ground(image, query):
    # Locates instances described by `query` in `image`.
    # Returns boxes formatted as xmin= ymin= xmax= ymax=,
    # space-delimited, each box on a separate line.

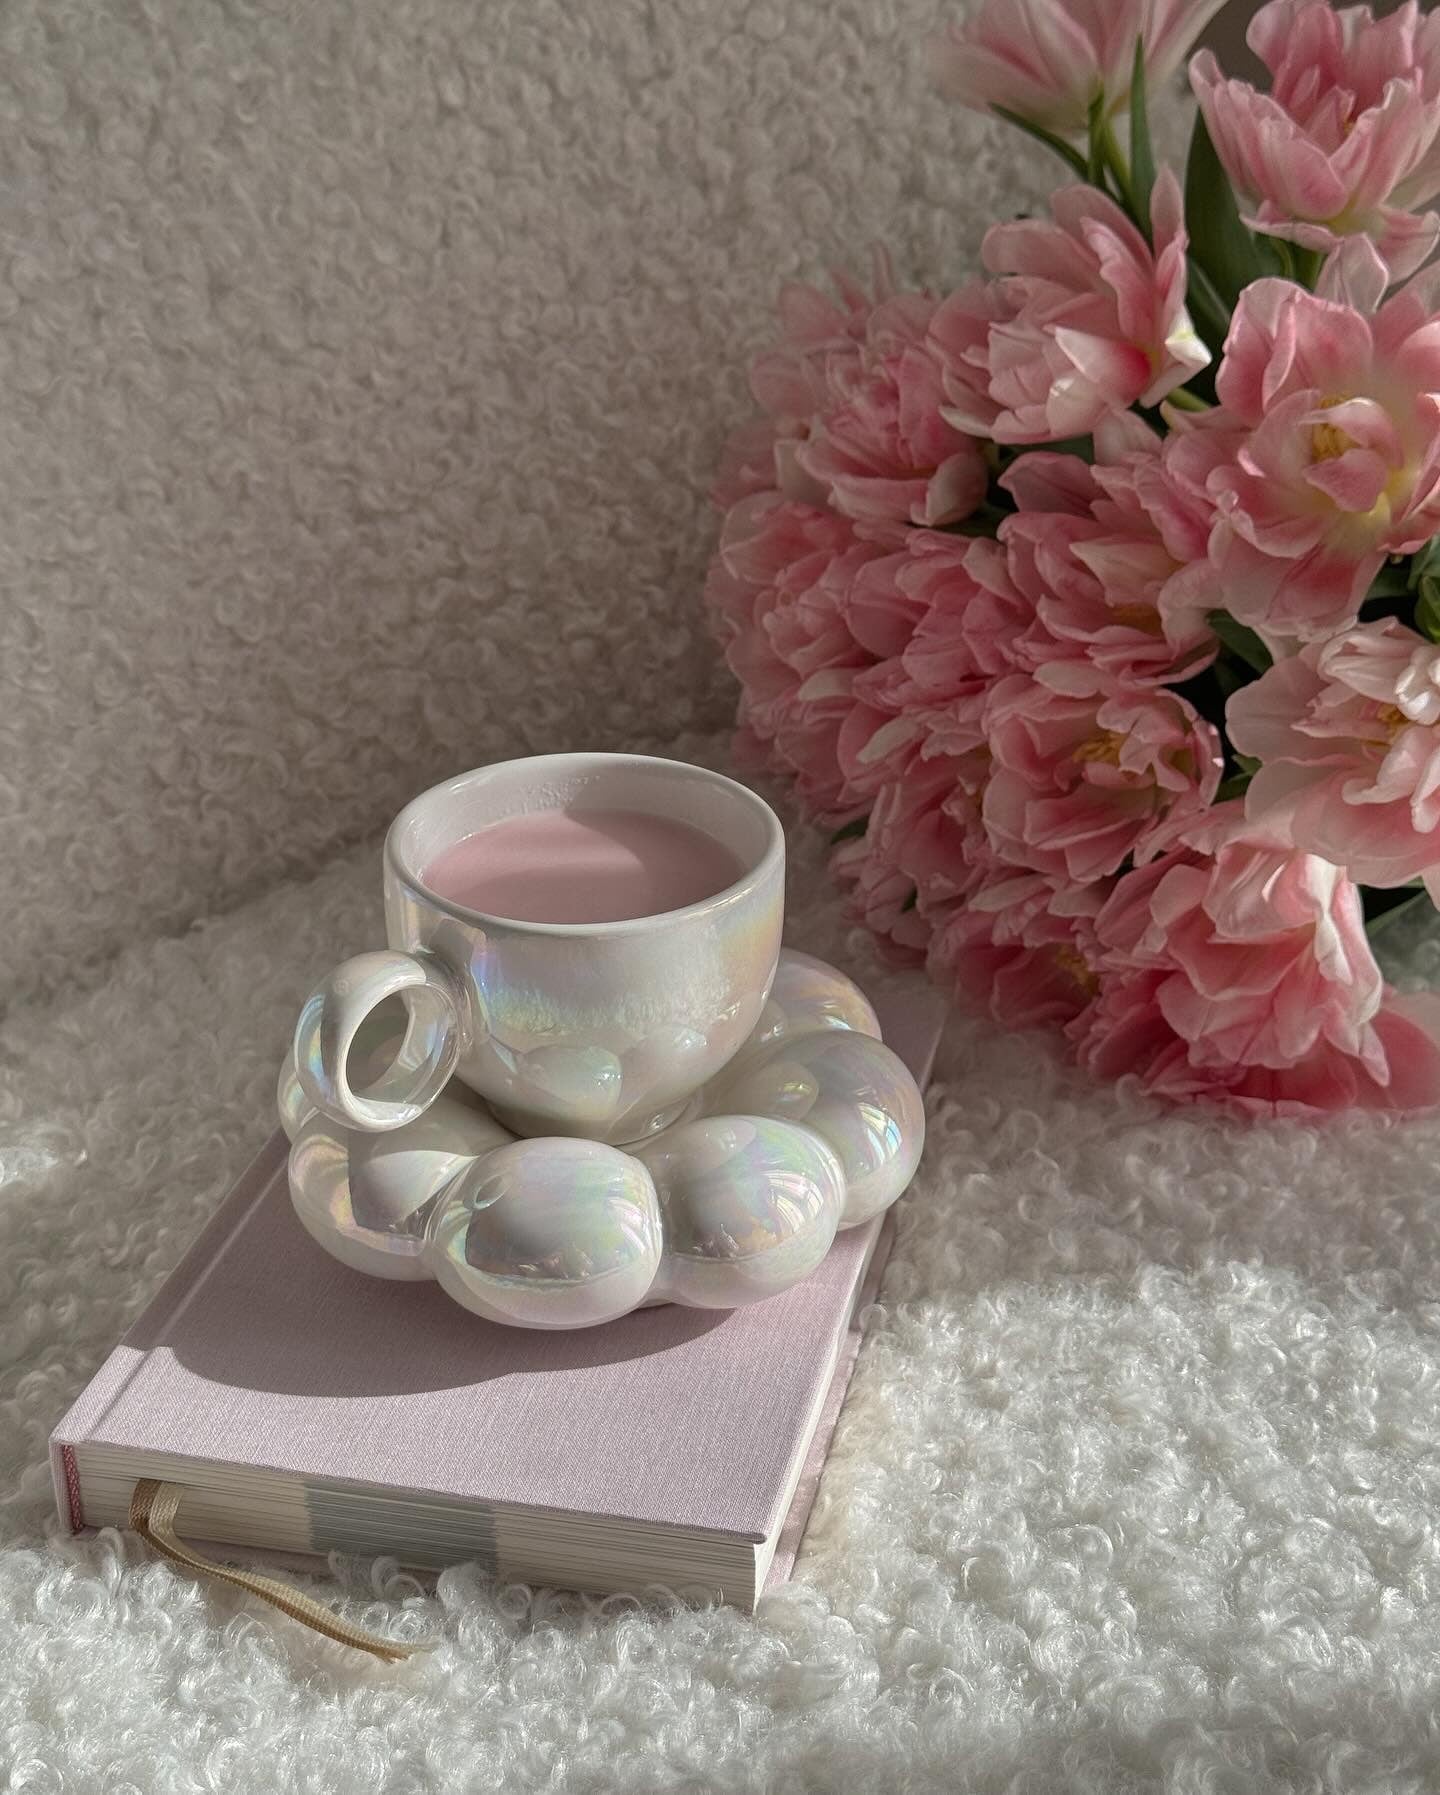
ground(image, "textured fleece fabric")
xmin=0 ymin=0 xmax=1054 ymax=1009
xmin=6 ymin=4 xmax=1439 ymax=1788
xmin=5 ymin=737 xmax=1440 ymax=1791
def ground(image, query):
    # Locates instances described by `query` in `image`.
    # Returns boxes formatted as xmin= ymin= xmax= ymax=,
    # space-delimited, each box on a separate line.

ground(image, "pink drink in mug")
xmin=294 ymin=754 xmax=785 ymax=1144
xmin=423 ymin=807 xmax=746 ymax=926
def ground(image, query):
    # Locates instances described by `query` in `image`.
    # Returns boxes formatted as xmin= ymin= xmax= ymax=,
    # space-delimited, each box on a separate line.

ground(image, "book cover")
xmin=52 ymin=979 xmax=946 ymax=1600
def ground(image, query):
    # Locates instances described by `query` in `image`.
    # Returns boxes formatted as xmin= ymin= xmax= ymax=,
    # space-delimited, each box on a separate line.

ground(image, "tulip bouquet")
xmin=706 ymin=0 xmax=1440 ymax=1115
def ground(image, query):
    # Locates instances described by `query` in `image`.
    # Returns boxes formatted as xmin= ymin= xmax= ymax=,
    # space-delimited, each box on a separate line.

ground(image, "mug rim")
xmin=385 ymin=751 xmax=786 ymax=938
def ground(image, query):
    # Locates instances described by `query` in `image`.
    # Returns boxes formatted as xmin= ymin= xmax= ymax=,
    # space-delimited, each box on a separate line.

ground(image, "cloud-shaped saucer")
xmin=278 ymin=950 xmax=925 ymax=1330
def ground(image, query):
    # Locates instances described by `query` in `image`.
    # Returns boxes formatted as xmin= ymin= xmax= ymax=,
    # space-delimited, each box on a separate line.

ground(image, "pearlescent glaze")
xmin=639 ymin=1116 xmax=845 ymax=1308
xmin=279 ymin=1001 xmax=414 ymax=1143
xmin=754 ymin=948 xmax=882 ymax=1049
xmin=293 ymin=754 xmax=785 ymax=1143
xmin=295 ymin=950 xmax=461 ymax=1134
xmin=277 ymin=1053 xmax=315 ymax=1144
xmin=704 ymin=1029 xmax=926 ymax=1227
xmin=428 ymin=1138 xmax=663 ymax=1328
xmin=289 ymin=1087 xmax=513 ymax=1279
xmin=282 ymin=948 xmax=929 ymax=1327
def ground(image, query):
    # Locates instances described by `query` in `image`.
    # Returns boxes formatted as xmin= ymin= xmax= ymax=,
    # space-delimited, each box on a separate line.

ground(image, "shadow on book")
xmin=53 ymin=980 xmax=947 ymax=1606
xmin=126 ymin=1190 xmax=731 ymax=1399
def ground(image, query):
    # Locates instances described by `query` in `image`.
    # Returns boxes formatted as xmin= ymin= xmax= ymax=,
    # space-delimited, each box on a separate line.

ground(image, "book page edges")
xmin=52 ymin=985 xmax=949 ymax=1545
xmin=764 ymin=1209 xmax=896 ymax=1589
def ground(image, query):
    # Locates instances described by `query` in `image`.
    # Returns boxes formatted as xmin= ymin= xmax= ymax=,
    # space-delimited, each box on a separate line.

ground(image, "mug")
xmin=293 ymin=753 xmax=786 ymax=1144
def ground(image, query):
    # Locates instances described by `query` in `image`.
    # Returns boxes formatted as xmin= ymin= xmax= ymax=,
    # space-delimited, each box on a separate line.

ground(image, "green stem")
xmin=1097 ymin=114 xmax=1133 ymax=213
xmin=1167 ymin=387 xmax=1212 ymax=412
xmin=1186 ymin=259 xmax=1233 ymax=359
xmin=1086 ymin=97 xmax=1104 ymax=186
xmin=1289 ymin=244 xmax=1325 ymax=290
xmin=1206 ymin=608 xmax=1272 ymax=674
xmin=991 ymin=107 xmax=1089 ymax=182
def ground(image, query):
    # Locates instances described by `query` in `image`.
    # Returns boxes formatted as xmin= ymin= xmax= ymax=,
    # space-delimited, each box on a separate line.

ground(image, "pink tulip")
xmin=828 ymin=533 xmax=1034 ymax=956
xmin=714 ymin=265 xmax=886 ymax=511
xmin=928 ymin=867 xmax=1107 ymax=1027
xmin=937 ymin=0 xmax=1227 ymax=136
xmin=705 ymin=495 xmax=891 ymax=823
xmin=1166 ymin=276 xmax=1440 ymax=642
xmin=832 ymin=751 xmax=987 ymax=965
xmin=999 ymin=415 xmax=1219 ymax=682
xmin=1091 ymin=810 xmax=1385 ymax=1072
xmin=981 ymin=661 xmax=1223 ymax=883
xmin=825 ymin=548 xmax=940 ymax=804
xmin=903 ymin=535 xmax=1034 ymax=723
xmin=705 ymin=493 xmax=859 ymax=639
xmin=931 ymin=172 xmax=1207 ymax=444
xmin=835 ymin=532 xmax=1030 ymax=801
xmin=794 ymin=294 xmax=990 ymax=530
xmin=1072 ymin=804 xmax=1440 ymax=1112
xmin=1190 ymin=0 xmax=1440 ymax=279
xmin=1227 ymin=619 xmax=1440 ymax=899
xmin=831 ymin=832 xmax=933 ymax=965
xmin=718 ymin=257 xmax=988 ymax=530
xmin=1071 ymin=970 xmax=1440 ymax=1115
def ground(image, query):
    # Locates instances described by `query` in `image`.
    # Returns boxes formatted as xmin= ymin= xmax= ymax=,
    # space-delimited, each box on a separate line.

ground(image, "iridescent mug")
xmin=293 ymin=753 xmax=786 ymax=1144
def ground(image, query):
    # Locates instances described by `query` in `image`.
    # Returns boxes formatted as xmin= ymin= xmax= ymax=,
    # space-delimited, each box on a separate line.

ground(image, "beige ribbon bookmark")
xmin=128 ymin=1479 xmax=423 ymax=1662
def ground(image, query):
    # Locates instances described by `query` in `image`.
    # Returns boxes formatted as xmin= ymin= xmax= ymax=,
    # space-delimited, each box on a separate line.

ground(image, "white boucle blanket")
xmin=6 ymin=734 xmax=1440 ymax=1792
xmin=0 ymin=0 xmax=1060 ymax=1015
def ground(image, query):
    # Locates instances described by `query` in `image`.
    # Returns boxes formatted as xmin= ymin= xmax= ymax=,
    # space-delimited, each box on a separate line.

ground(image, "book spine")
xmin=51 ymin=1441 xmax=84 ymax=1533
xmin=764 ymin=1210 xmax=898 ymax=1590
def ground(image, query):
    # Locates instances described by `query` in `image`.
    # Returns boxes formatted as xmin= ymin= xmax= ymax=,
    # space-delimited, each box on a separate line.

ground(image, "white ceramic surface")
xmin=281 ymin=949 xmax=927 ymax=1329
xmin=292 ymin=754 xmax=785 ymax=1145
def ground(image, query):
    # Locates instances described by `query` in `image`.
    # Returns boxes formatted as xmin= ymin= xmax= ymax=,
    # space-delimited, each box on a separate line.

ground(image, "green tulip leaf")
xmin=1206 ymin=608 xmax=1272 ymax=674
xmin=1416 ymin=572 xmax=1440 ymax=644
xmin=1184 ymin=107 xmax=1280 ymax=308
xmin=991 ymin=107 xmax=1089 ymax=181
xmin=1128 ymin=39 xmax=1155 ymax=239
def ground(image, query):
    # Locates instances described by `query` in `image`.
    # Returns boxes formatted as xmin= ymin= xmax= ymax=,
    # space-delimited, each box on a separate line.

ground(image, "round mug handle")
xmin=293 ymin=949 xmax=463 ymax=1133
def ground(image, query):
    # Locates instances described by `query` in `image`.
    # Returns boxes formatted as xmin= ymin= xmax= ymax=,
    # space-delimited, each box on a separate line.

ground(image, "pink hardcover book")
xmin=52 ymin=983 xmax=947 ymax=1610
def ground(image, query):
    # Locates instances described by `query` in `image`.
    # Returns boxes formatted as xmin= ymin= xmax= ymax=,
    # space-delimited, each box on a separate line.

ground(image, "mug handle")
xmin=293 ymin=949 xmax=463 ymax=1133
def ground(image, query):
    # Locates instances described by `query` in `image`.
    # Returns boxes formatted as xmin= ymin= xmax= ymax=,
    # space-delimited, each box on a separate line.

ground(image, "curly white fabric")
xmin=5 ymin=732 xmax=1440 ymax=1790
xmin=4 ymin=1 xmax=1439 ymax=1784
xmin=0 ymin=0 xmax=1055 ymax=1011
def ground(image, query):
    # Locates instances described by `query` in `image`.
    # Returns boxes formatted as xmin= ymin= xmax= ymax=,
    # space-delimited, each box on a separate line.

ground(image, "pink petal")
xmin=1303 ymin=446 xmax=1392 ymax=511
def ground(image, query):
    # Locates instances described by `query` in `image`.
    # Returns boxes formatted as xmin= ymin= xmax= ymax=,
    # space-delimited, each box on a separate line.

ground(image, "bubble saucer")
xmin=277 ymin=950 xmax=926 ymax=1330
